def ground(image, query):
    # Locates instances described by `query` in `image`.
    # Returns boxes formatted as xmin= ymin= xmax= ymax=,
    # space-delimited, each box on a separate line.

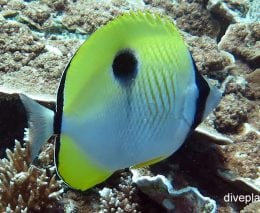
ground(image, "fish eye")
xmin=112 ymin=49 xmax=138 ymax=84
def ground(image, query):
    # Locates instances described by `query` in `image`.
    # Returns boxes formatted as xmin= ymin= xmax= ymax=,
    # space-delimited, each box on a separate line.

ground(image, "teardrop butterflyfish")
xmin=19 ymin=11 xmax=222 ymax=191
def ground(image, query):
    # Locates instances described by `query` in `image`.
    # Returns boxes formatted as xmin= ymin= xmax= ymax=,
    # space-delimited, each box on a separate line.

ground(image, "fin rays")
xmin=19 ymin=94 xmax=54 ymax=159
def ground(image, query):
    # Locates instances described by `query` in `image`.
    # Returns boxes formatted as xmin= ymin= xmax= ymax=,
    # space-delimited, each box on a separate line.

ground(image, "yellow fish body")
xmin=20 ymin=12 xmax=221 ymax=191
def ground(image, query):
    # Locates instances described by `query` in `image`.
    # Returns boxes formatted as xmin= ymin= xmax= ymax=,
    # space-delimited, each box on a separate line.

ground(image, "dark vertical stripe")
xmin=53 ymin=59 xmax=72 ymax=168
xmin=191 ymin=57 xmax=210 ymax=129
xmin=54 ymin=44 xmax=83 ymax=134
xmin=54 ymin=63 xmax=70 ymax=134
xmin=161 ymin=69 xmax=171 ymax=115
xmin=140 ymin=76 xmax=153 ymax=115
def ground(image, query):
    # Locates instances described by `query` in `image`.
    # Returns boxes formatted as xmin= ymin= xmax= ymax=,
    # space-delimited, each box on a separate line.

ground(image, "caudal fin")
xmin=19 ymin=94 xmax=54 ymax=159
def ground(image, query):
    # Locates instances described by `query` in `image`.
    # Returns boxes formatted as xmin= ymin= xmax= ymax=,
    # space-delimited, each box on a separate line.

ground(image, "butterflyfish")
xmin=19 ymin=11 xmax=222 ymax=191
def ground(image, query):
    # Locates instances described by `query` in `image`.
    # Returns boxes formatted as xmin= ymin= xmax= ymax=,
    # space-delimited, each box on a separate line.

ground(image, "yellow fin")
xmin=132 ymin=156 xmax=167 ymax=169
xmin=56 ymin=134 xmax=111 ymax=191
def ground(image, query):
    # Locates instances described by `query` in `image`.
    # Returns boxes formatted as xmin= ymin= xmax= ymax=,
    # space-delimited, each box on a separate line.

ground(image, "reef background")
xmin=0 ymin=0 xmax=259 ymax=212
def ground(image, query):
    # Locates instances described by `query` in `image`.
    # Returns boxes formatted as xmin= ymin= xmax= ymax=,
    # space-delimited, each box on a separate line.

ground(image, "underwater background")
xmin=0 ymin=0 xmax=259 ymax=212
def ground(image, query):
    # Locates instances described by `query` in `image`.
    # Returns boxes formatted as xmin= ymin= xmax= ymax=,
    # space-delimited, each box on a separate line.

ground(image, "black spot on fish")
xmin=112 ymin=49 xmax=138 ymax=85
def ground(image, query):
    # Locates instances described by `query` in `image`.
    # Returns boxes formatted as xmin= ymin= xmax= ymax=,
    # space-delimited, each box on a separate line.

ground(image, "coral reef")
xmin=0 ymin=15 xmax=45 ymax=73
xmin=0 ymin=14 xmax=80 ymax=98
xmin=0 ymin=140 xmax=63 ymax=212
xmin=61 ymin=0 xmax=133 ymax=34
xmin=99 ymin=172 xmax=141 ymax=213
xmin=214 ymin=94 xmax=252 ymax=133
xmin=208 ymin=0 xmax=250 ymax=23
xmin=185 ymin=35 xmax=233 ymax=79
xmin=219 ymin=22 xmax=260 ymax=67
xmin=131 ymin=169 xmax=217 ymax=213
xmin=0 ymin=0 xmax=259 ymax=212
xmin=60 ymin=189 xmax=100 ymax=213
xmin=246 ymin=68 xmax=260 ymax=99
xmin=241 ymin=201 xmax=260 ymax=213
xmin=144 ymin=0 xmax=220 ymax=38
xmin=216 ymin=130 xmax=260 ymax=192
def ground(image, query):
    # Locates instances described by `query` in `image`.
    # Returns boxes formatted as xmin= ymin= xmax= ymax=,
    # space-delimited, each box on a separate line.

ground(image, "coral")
xmin=3 ymin=0 xmax=25 ymax=11
xmin=61 ymin=0 xmax=143 ymax=34
xmin=0 ymin=0 xmax=7 ymax=6
xmin=0 ymin=15 xmax=45 ymax=73
xmin=208 ymin=0 xmax=250 ymax=23
xmin=99 ymin=172 xmax=141 ymax=213
xmin=247 ymin=0 xmax=260 ymax=21
xmin=172 ymin=2 xmax=219 ymax=38
xmin=0 ymin=140 xmax=63 ymax=212
xmin=218 ymin=22 xmax=260 ymax=67
xmin=37 ymin=139 xmax=55 ymax=167
xmin=0 ymin=15 xmax=81 ymax=98
xmin=60 ymin=190 xmax=99 ymax=213
xmin=215 ymin=129 xmax=260 ymax=193
xmin=144 ymin=0 xmax=220 ymax=38
xmin=58 ymin=170 xmax=164 ymax=212
xmin=194 ymin=123 xmax=234 ymax=145
xmin=214 ymin=94 xmax=252 ymax=133
xmin=246 ymin=68 xmax=260 ymax=99
xmin=220 ymin=62 xmax=259 ymax=100
xmin=131 ymin=169 xmax=217 ymax=213
xmin=241 ymin=201 xmax=260 ymax=213
xmin=218 ymin=206 xmax=237 ymax=213
xmin=1 ymin=0 xmax=61 ymax=32
xmin=21 ymin=2 xmax=51 ymax=25
xmin=217 ymin=138 xmax=260 ymax=180
xmin=0 ymin=0 xmax=259 ymax=212
xmin=41 ymin=0 xmax=68 ymax=11
xmin=185 ymin=35 xmax=232 ymax=79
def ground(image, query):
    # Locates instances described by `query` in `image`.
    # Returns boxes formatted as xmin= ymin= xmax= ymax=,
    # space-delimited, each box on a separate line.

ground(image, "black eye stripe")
xmin=112 ymin=49 xmax=138 ymax=85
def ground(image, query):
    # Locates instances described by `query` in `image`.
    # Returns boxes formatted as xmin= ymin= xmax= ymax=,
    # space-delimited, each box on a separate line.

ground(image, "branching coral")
xmin=0 ymin=140 xmax=63 ymax=212
xmin=99 ymin=172 xmax=141 ymax=213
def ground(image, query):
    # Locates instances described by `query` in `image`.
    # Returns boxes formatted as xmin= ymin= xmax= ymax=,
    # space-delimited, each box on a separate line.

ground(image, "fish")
xmin=19 ymin=11 xmax=222 ymax=191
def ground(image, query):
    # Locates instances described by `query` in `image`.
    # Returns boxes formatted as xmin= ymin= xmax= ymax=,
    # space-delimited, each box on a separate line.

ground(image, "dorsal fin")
xmin=102 ymin=11 xmax=182 ymax=40
xmin=63 ymin=11 xmax=186 ymax=112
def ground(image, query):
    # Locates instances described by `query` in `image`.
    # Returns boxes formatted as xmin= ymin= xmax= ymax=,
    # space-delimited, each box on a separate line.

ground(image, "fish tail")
xmin=19 ymin=94 xmax=54 ymax=159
